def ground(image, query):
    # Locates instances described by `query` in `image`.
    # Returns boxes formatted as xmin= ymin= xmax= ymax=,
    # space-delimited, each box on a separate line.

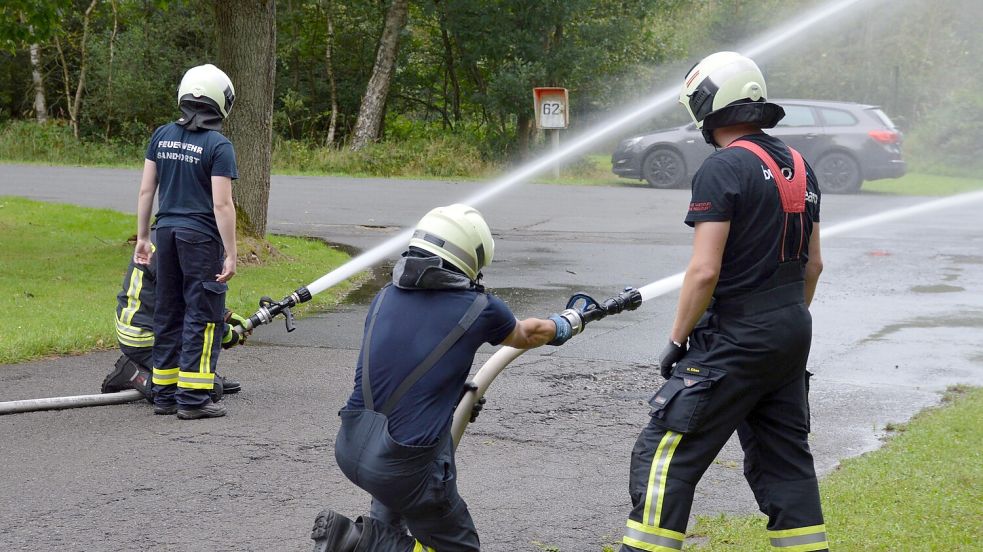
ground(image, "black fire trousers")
xmin=621 ymin=302 xmax=827 ymax=552
xmin=150 ymin=227 xmax=227 ymax=408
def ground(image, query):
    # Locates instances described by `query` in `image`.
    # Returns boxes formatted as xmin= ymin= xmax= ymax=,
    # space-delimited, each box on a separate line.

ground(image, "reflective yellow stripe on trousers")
xmin=623 ymin=430 xmax=685 ymax=551
xmin=769 ymin=524 xmax=828 ymax=551
xmin=152 ymin=367 xmax=179 ymax=386
xmin=412 ymin=541 xmax=435 ymax=552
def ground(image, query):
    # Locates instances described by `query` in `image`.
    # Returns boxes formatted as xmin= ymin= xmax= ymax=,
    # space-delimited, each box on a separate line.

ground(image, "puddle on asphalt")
xmin=866 ymin=309 xmax=983 ymax=341
xmin=938 ymin=254 xmax=983 ymax=265
xmin=910 ymin=284 xmax=965 ymax=293
xmin=342 ymin=261 xmax=393 ymax=305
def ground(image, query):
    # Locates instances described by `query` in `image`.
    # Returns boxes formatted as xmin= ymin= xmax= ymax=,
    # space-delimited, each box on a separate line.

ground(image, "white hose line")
xmin=451 ymin=347 xmax=526 ymax=448
xmin=450 ymin=189 xmax=983 ymax=447
xmin=0 ymin=389 xmax=144 ymax=416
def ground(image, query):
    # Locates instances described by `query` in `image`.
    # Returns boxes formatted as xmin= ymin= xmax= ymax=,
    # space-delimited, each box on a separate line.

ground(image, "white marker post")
xmin=533 ymin=87 xmax=569 ymax=178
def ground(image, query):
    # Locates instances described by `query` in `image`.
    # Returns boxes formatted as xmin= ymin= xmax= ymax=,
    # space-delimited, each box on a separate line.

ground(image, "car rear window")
xmin=819 ymin=108 xmax=858 ymax=126
xmin=867 ymin=108 xmax=898 ymax=129
xmin=776 ymin=105 xmax=817 ymax=127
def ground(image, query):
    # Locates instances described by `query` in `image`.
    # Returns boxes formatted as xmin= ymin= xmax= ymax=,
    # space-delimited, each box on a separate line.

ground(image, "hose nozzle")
xmin=235 ymin=286 xmax=312 ymax=335
xmin=565 ymin=286 xmax=643 ymax=324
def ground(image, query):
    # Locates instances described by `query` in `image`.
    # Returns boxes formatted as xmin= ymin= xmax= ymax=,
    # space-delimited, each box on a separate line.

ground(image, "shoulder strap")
xmin=728 ymin=139 xmax=807 ymax=214
xmin=360 ymin=285 xmax=392 ymax=411
xmin=378 ymin=292 xmax=489 ymax=416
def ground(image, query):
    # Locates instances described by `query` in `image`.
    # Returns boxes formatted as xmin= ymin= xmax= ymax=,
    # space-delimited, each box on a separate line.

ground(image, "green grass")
xmin=862 ymin=172 xmax=983 ymax=196
xmin=0 ymin=196 xmax=362 ymax=365
xmin=686 ymin=385 xmax=983 ymax=551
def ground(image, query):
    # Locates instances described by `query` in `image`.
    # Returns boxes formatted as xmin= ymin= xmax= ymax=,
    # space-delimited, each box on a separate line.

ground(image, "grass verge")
xmin=686 ymin=385 xmax=983 ymax=550
xmin=0 ymin=196 xmax=363 ymax=365
xmin=862 ymin=172 xmax=983 ymax=196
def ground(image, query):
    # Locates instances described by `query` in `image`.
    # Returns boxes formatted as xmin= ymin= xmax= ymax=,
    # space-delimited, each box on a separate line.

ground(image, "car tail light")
xmin=868 ymin=130 xmax=900 ymax=144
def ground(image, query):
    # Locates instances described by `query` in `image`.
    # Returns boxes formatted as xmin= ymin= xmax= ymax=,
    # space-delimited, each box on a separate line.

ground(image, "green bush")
xmin=273 ymin=134 xmax=493 ymax=178
xmin=0 ymin=120 xmax=143 ymax=166
xmin=903 ymin=88 xmax=983 ymax=177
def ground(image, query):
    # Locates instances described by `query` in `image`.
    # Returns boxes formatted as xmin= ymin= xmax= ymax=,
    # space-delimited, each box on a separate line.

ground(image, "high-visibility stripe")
xmin=626 ymin=520 xmax=685 ymax=541
xmin=412 ymin=542 xmax=435 ymax=552
xmin=622 ymin=535 xmax=680 ymax=552
xmin=152 ymin=367 xmax=179 ymax=385
xmin=770 ymin=524 xmax=828 ymax=550
xmin=642 ymin=430 xmax=683 ymax=527
xmin=624 ymin=520 xmax=684 ymax=550
xmin=119 ymin=267 xmax=145 ymax=326
xmin=115 ymin=320 xmax=154 ymax=346
xmin=198 ymin=322 xmax=216 ymax=374
xmin=178 ymin=370 xmax=215 ymax=390
xmin=116 ymin=333 xmax=154 ymax=348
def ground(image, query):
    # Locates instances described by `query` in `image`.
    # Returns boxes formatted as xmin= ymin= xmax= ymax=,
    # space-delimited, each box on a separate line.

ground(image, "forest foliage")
xmin=0 ymin=0 xmax=980 ymax=174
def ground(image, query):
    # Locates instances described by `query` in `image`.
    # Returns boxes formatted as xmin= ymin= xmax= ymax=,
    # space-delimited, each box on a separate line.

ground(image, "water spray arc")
xmin=0 ymin=0 xmax=885 ymax=416
xmin=233 ymin=0 xmax=878 ymax=337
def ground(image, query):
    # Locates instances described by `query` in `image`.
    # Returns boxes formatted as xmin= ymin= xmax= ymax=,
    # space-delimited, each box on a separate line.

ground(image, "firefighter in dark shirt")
xmin=134 ymin=64 xmax=239 ymax=420
xmin=311 ymin=204 xmax=585 ymax=552
xmin=620 ymin=52 xmax=828 ymax=552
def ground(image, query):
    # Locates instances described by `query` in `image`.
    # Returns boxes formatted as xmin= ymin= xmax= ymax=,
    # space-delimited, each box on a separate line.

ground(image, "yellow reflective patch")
xmin=622 ymin=535 xmax=679 ymax=552
xmin=769 ymin=524 xmax=826 ymax=538
xmin=626 ymin=520 xmax=685 ymax=540
xmin=771 ymin=542 xmax=829 ymax=552
xmin=198 ymin=322 xmax=216 ymax=374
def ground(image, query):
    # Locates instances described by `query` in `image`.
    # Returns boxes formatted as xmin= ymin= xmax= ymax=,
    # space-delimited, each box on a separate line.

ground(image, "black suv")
xmin=611 ymin=99 xmax=906 ymax=193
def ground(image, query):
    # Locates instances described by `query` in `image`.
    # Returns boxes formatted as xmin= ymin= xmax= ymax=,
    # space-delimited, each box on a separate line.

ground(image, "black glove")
xmin=657 ymin=339 xmax=687 ymax=379
xmin=460 ymin=381 xmax=486 ymax=423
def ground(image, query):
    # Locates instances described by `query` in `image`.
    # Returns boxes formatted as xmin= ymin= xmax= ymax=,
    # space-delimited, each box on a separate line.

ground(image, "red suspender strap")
xmin=728 ymin=140 xmax=807 ymax=214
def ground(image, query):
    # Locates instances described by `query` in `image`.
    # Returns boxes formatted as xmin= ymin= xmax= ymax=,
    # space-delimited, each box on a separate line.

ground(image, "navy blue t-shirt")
xmin=346 ymin=286 xmax=517 ymax=446
xmin=145 ymin=122 xmax=238 ymax=242
xmin=684 ymin=133 xmax=821 ymax=299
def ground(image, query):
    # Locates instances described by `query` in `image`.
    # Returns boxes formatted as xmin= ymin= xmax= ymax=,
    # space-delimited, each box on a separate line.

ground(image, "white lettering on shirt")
xmin=156 ymin=140 xmax=203 ymax=165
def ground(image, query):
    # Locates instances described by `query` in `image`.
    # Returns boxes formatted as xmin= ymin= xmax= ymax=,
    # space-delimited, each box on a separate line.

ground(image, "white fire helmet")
xmin=177 ymin=64 xmax=236 ymax=118
xmin=409 ymin=204 xmax=495 ymax=281
xmin=679 ymin=51 xmax=783 ymax=140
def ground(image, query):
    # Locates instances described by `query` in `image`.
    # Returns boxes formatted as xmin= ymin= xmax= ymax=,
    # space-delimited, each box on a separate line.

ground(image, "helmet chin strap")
xmin=176 ymin=102 xmax=224 ymax=132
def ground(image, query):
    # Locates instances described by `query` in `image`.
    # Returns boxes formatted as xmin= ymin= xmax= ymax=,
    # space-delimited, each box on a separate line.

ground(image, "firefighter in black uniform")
xmin=311 ymin=204 xmax=585 ymax=552
xmin=620 ymin=52 xmax=828 ymax=552
xmin=101 ymin=247 xmax=246 ymax=402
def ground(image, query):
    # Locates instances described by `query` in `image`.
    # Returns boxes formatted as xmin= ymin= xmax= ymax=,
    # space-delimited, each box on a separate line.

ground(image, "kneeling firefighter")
xmin=312 ymin=204 xmax=585 ymax=552
xmin=620 ymin=52 xmax=828 ymax=551
xmin=102 ymin=242 xmax=247 ymax=404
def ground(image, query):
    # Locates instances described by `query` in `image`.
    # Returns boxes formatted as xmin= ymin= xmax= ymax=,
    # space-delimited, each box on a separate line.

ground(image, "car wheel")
xmin=642 ymin=148 xmax=687 ymax=189
xmin=815 ymin=151 xmax=862 ymax=194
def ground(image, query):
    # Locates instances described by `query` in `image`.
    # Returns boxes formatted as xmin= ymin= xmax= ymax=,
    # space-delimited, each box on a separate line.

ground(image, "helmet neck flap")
xmin=391 ymin=248 xmax=483 ymax=291
xmin=176 ymin=101 xmax=225 ymax=132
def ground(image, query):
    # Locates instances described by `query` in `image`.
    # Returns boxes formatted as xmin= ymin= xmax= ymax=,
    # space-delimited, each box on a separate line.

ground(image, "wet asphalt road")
xmin=1 ymin=164 xmax=982 ymax=551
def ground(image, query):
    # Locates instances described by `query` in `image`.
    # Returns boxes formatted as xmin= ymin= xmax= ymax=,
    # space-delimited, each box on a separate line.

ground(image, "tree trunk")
xmin=437 ymin=3 xmax=461 ymax=123
xmin=517 ymin=112 xmax=532 ymax=160
xmin=214 ymin=0 xmax=277 ymax=238
xmin=349 ymin=0 xmax=409 ymax=151
xmin=70 ymin=0 xmax=99 ymax=139
xmin=29 ymin=42 xmax=47 ymax=124
xmin=105 ymin=0 xmax=118 ymax=138
xmin=325 ymin=0 xmax=338 ymax=147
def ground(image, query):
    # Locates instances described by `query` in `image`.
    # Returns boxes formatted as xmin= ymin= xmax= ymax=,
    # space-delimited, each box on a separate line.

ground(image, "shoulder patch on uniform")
xmin=689 ymin=201 xmax=712 ymax=212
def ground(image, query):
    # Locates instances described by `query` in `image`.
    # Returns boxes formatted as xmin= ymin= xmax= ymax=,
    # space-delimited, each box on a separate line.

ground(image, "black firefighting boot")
xmin=176 ymin=401 xmax=226 ymax=420
xmin=311 ymin=510 xmax=361 ymax=552
xmin=102 ymin=355 xmax=153 ymax=403
xmin=216 ymin=374 xmax=241 ymax=394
